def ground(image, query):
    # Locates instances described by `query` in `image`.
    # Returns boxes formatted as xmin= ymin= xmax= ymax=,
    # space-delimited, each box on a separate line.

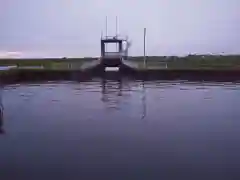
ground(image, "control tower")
xmin=100 ymin=17 xmax=131 ymax=69
xmin=100 ymin=35 xmax=130 ymax=67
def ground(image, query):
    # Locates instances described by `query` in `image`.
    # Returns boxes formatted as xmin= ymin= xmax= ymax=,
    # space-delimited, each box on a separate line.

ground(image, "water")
xmin=0 ymin=66 xmax=17 ymax=71
xmin=1 ymin=79 xmax=240 ymax=179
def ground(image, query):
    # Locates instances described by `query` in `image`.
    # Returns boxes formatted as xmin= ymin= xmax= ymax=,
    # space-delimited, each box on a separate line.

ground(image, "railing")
xmin=101 ymin=35 xmax=128 ymax=41
xmin=104 ymin=52 xmax=122 ymax=56
xmin=103 ymin=52 xmax=127 ymax=59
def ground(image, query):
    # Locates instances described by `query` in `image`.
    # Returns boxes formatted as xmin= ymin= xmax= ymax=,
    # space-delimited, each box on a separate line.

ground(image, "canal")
xmin=1 ymin=78 xmax=240 ymax=179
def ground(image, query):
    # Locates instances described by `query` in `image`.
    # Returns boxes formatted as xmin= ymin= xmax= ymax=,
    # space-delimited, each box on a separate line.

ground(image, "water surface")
xmin=1 ymin=79 xmax=240 ymax=179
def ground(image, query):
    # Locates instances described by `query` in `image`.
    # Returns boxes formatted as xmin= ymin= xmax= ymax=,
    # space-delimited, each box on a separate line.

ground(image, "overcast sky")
xmin=0 ymin=0 xmax=239 ymax=58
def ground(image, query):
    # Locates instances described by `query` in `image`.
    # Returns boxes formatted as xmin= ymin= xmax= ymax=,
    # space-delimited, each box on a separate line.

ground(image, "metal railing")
xmin=103 ymin=52 xmax=125 ymax=58
xmin=101 ymin=35 xmax=128 ymax=41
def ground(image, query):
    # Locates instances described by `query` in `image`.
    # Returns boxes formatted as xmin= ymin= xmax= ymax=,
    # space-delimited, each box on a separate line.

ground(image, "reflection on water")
xmin=1 ymin=79 xmax=240 ymax=179
xmin=0 ymin=85 xmax=4 ymax=134
xmin=141 ymin=80 xmax=147 ymax=119
xmin=101 ymin=78 xmax=147 ymax=118
xmin=101 ymin=78 xmax=123 ymax=110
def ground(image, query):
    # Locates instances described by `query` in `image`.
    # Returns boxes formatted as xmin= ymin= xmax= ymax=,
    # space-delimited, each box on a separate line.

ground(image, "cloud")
xmin=0 ymin=50 xmax=74 ymax=59
xmin=0 ymin=51 xmax=23 ymax=58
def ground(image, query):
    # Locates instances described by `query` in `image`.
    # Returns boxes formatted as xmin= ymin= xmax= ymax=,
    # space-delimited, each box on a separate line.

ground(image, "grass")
xmin=0 ymin=58 xmax=96 ymax=69
xmin=129 ymin=55 xmax=240 ymax=70
xmin=0 ymin=55 xmax=239 ymax=70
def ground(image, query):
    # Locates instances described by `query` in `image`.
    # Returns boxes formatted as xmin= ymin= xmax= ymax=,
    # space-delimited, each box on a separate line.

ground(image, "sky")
xmin=0 ymin=0 xmax=239 ymax=58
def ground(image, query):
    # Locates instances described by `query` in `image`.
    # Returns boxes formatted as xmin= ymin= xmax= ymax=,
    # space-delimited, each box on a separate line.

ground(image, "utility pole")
xmin=105 ymin=16 xmax=108 ymax=37
xmin=115 ymin=16 xmax=118 ymax=37
xmin=105 ymin=16 xmax=108 ymax=51
xmin=116 ymin=16 xmax=118 ymax=51
xmin=144 ymin=28 xmax=146 ymax=68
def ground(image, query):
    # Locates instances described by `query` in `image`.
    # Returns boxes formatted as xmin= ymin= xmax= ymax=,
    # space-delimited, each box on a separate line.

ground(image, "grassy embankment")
xmin=0 ymin=57 xmax=96 ymax=70
xmin=129 ymin=55 xmax=240 ymax=70
xmin=0 ymin=55 xmax=239 ymax=71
